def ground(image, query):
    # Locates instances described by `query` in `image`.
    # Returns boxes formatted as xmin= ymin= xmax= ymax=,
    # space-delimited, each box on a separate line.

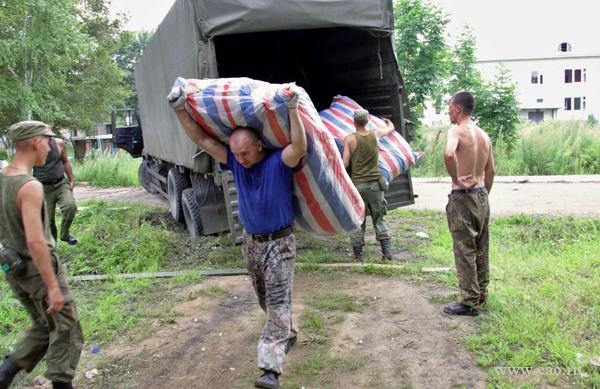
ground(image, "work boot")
xmin=443 ymin=303 xmax=479 ymax=316
xmin=0 ymin=357 xmax=22 ymax=389
xmin=52 ymin=382 xmax=74 ymax=389
xmin=285 ymin=335 xmax=297 ymax=354
xmin=60 ymin=236 xmax=78 ymax=246
xmin=352 ymin=246 xmax=363 ymax=261
xmin=254 ymin=370 xmax=279 ymax=389
xmin=380 ymin=239 xmax=393 ymax=260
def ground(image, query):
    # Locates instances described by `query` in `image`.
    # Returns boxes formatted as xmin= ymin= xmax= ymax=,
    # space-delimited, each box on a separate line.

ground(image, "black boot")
xmin=380 ymin=239 xmax=393 ymax=260
xmin=52 ymin=381 xmax=74 ymax=389
xmin=254 ymin=370 xmax=279 ymax=389
xmin=0 ymin=357 xmax=22 ymax=389
xmin=352 ymin=246 xmax=363 ymax=261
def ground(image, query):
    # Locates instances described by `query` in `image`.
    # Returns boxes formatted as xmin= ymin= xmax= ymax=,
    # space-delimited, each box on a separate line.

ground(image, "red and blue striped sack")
xmin=319 ymin=95 xmax=420 ymax=183
xmin=172 ymin=77 xmax=365 ymax=234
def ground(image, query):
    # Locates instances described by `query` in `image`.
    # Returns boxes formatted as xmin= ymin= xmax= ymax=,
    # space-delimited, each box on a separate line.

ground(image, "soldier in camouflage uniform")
xmin=443 ymin=92 xmax=496 ymax=316
xmin=0 ymin=121 xmax=84 ymax=389
xmin=169 ymin=85 xmax=306 ymax=389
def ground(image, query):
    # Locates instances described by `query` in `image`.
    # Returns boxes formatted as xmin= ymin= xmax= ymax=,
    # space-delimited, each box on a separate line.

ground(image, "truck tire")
xmin=182 ymin=188 xmax=203 ymax=237
xmin=167 ymin=168 xmax=190 ymax=223
xmin=138 ymin=159 xmax=153 ymax=193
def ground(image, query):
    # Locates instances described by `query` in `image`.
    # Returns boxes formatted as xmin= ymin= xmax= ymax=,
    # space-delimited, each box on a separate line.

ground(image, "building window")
xmin=574 ymin=97 xmax=581 ymax=110
xmin=575 ymin=69 xmax=582 ymax=82
xmin=558 ymin=42 xmax=572 ymax=52
xmin=583 ymin=97 xmax=586 ymax=109
xmin=565 ymin=98 xmax=572 ymax=111
xmin=531 ymin=71 xmax=538 ymax=84
xmin=584 ymin=69 xmax=587 ymax=82
xmin=565 ymin=69 xmax=572 ymax=83
xmin=537 ymin=98 xmax=543 ymax=103
xmin=540 ymin=75 xmax=543 ymax=84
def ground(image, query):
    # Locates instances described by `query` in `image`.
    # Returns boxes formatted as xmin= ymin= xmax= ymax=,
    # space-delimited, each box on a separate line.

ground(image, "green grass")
xmin=412 ymin=121 xmax=600 ymax=177
xmin=388 ymin=209 xmax=600 ymax=387
xmin=71 ymin=152 xmax=141 ymax=187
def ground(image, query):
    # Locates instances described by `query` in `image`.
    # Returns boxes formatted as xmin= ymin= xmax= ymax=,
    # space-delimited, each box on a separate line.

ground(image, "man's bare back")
xmin=447 ymin=123 xmax=491 ymax=189
xmin=444 ymin=93 xmax=496 ymax=193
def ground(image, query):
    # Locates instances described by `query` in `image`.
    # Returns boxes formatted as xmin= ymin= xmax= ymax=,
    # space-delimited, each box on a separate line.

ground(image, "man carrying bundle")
xmin=343 ymin=109 xmax=396 ymax=260
xmin=169 ymin=86 xmax=306 ymax=389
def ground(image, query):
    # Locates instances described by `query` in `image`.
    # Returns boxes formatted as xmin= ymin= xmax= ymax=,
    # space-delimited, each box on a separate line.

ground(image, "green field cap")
xmin=9 ymin=121 xmax=56 ymax=142
xmin=354 ymin=109 xmax=369 ymax=123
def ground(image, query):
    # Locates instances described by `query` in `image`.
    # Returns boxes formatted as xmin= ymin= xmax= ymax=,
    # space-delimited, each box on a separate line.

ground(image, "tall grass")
xmin=412 ymin=121 xmax=600 ymax=177
xmin=388 ymin=209 xmax=600 ymax=388
xmin=71 ymin=152 xmax=141 ymax=187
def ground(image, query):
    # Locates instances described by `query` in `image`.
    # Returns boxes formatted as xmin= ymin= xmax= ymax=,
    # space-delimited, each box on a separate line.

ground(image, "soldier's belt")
xmin=250 ymin=225 xmax=294 ymax=243
xmin=451 ymin=187 xmax=485 ymax=194
xmin=40 ymin=175 xmax=64 ymax=186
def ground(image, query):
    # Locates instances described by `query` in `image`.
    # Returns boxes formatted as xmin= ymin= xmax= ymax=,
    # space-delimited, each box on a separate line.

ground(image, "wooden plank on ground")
xmin=71 ymin=268 xmax=248 ymax=282
xmin=71 ymin=262 xmax=405 ymax=282
xmin=421 ymin=267 xmax=454 ymax=273
xmin=297 ymin=262 xmax=405 ymax=269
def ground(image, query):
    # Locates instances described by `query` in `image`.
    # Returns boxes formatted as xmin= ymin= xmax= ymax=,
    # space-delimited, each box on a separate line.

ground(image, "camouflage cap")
xmin=8 ymin=121 xmax=56 ymax=142
xmin=353 ymin=109 xmax=369 ymax=123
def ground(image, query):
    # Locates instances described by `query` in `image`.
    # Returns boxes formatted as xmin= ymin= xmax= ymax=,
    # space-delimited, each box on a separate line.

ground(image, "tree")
xmin=113 ymin=29 xmax=155 ymax=111
xmin=393 ymin=0 xmax=450 ymax=128
xmin=446 ymin=26 xmax=521 ymax=151
xmin=0 ymin=0 xmax=130 ymax=135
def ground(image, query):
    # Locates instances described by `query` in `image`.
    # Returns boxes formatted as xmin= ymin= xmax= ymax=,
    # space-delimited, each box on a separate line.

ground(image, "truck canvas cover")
xmin=135 ymin=0 xmax=395 ymax=168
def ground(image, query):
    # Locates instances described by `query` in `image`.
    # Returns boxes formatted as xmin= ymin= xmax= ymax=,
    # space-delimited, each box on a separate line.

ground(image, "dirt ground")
xmin=74 ymin=273 xmax=487 ymax=389
xmin=73 ymin=180 xmax=600 ymax=217
xmin=62 ymin=181 xmax=599 ymax=388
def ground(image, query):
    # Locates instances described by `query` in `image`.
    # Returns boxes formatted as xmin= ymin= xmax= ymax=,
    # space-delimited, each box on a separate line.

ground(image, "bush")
xmin=411 ymin=121 xmax=600 ymax=177
xmin=72 ymin=152 xmax=141 ymax=187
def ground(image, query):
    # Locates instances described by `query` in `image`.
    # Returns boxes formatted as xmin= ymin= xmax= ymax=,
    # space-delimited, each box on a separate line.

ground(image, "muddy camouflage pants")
xmin=5 ymin=250 xmax=84 ymax=383
xmin=243 ymin=231 xmax=298 ymax=375
xmin=43 ymin=179 xmax=77 ymax=242
xmin=349 ymin=180 xmax=390 ymax=247
xmin=446 ymin=190 xmax=490 ymax=307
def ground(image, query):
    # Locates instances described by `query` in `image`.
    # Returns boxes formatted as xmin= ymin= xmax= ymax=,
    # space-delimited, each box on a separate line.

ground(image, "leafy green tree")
xmin=393 ymin=0 xmax=450 ymax=128
xmin=446 ymin=26 xmax=521 ymax=150
xmin=0 ymin=0 xmax=130 ymax=135
xmin=113 ymin=29 xmax=155 ymax=111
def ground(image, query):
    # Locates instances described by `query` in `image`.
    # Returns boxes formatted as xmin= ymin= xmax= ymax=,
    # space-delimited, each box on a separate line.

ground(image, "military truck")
xmin=113 ymin=0 xmax=416 ymax=244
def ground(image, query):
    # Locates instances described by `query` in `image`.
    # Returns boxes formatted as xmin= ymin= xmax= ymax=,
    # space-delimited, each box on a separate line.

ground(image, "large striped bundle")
xmin=174 ymin=77 xmax=365 ymax=234
xmin=319 ymin=95 xmax=420 ymax=182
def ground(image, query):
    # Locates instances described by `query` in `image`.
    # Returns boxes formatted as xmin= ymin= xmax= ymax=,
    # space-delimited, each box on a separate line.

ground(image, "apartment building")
xmin=423 ymin=43 xmax=600 ymax=126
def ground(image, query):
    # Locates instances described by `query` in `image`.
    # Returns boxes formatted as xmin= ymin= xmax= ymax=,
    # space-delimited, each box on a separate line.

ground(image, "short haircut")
xmin=451 ymin=91 xmax=475 ymax=115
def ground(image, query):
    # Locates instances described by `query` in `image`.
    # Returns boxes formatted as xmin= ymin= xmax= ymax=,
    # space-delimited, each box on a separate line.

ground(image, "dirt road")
xmin=68 ymin=178 xmax=598 ymax=388
xmin=74 ymin=177 xmax=600 ymax=217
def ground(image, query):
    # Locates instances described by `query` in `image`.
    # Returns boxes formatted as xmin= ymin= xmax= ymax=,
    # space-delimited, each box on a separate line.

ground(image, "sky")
xmin=110 ymin=0 xmax=599 ymax=61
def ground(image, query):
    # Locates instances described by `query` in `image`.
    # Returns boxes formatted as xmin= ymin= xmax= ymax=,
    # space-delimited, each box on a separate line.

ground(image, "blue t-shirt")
xmin=221 ymin=148 xmax=295 ymax=235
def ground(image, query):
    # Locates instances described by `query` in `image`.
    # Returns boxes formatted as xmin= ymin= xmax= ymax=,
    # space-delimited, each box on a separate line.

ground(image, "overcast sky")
xmin=110 ymin=0 xmax=599 ymax=60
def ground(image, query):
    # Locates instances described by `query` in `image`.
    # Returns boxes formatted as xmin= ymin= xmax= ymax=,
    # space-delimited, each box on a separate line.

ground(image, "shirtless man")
xmin=442 ymin=91 xmax=496 ymax=316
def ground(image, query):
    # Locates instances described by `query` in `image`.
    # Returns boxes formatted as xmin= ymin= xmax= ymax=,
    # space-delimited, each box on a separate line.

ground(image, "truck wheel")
xmin=182 ymin=188 xmax=203 ymax=237
xmin=167 ymin=168 xmax=190 ymax=223
xmin=138 ymin=159 xmax=153 ymax=193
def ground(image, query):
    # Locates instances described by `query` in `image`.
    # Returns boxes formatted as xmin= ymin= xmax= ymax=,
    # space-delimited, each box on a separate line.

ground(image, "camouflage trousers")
xmin=446 ymin=190 xmax=490 ymax=307
xmin=5 ymin=250 xmax=84 ymax=383
xmin=242 ymin=231 xmax=298 ymax=375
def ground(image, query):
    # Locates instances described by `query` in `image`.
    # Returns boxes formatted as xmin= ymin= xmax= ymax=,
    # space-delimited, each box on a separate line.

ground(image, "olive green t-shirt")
xmin=350 ymin=131 xmax=382 ymax=182
xmin=0 ymin=173 xmax=55 ymax=258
